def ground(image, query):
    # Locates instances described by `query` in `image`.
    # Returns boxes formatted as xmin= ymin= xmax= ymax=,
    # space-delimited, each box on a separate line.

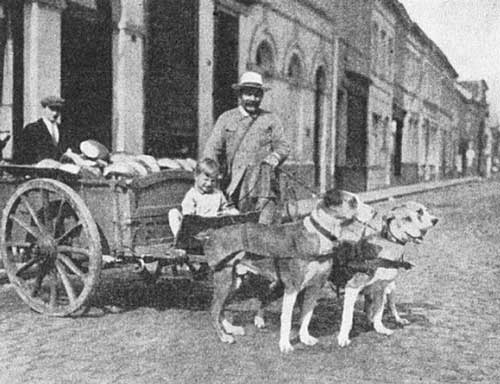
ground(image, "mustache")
xmin=242 ymin=101 xmax=259 ymax=107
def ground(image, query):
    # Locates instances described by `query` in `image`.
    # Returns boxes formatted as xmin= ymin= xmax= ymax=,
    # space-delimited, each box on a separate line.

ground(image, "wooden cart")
xmin=0 ymin=165 xmax=259 ymax=316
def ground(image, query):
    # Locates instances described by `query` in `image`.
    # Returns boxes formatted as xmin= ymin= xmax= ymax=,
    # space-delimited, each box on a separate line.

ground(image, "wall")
xmin=238 ymin=0 xmax=337 ymax=193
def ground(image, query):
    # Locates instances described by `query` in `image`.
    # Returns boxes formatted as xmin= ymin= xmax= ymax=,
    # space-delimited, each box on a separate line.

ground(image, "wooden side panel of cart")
xmin=74 ymin=170 xmax=193 ymax=257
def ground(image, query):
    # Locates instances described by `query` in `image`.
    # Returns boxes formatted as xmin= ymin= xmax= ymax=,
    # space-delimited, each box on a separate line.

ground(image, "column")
xmin=112 ymin=0 xmax=144 ymax=153
xmin=0 ymin=4 xmax=14 ymax=158
xmin=23 ymin=0 xmax=66 ymax=125
xmin=198 ymin=0 xmax=215 ymax=153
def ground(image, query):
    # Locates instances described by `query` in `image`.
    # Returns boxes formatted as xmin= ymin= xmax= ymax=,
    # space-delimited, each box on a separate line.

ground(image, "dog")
xmin=336 ymin=201 xmax=439 ymax=347
xmin=203 ymin=189 xmax=377 ymax=353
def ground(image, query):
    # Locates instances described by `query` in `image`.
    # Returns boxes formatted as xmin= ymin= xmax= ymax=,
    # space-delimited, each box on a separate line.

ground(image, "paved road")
xmin=1 ymin=179 xmax=500 ymax=383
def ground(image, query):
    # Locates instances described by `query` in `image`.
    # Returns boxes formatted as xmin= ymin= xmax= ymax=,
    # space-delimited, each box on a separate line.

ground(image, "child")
xmin=169 ymin=158 xmax=239 ymax=238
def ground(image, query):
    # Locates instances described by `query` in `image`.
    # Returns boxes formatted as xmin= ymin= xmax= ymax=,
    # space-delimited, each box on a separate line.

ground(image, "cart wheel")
xmin=0 ymin=178 xmax=102 ymax=316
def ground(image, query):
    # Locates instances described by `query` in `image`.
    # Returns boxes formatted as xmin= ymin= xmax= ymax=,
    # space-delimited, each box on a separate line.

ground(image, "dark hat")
xmin=232 ymin=71 xmax=270 ymax=91
xmin=41 ymin=96 xmax=65 ymax=108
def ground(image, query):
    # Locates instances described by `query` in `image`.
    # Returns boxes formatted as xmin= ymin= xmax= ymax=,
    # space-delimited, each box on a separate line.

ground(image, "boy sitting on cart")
xmin=169 ymin=157 xmax=239 ymax=237
xmin=167 ymin=158 xmax=239 ymax=277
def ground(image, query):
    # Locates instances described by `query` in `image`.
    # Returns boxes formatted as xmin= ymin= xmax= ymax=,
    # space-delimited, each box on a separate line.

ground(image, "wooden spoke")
xmin=57 ymin=245 xmax=91 ymax=259
xmin=20 ymin=195 xmax=44 ymax=233
xmin=57 ymin=253 xmax=86 ymax=279
xmin=53 ymin=200 xmax=65 ymax=233
xmin=56 ymin=221 xmax=83 ymax=243
xmin=31 ymin=263 xmax=49 ymax=297
xmin=5 ymin=241 xmax=33 ymax=248
xmin=41 ymin=190 xmax=51 ymax=228
xmin=48 ymin=272 xmax=58 ymax=308
xmin=10 ymin=215 xmax=40 ymax=239
xmin=55 ymin=261 xmax=76 ymax=306
xmin=15 ymin=257 xmax=40 ymax=277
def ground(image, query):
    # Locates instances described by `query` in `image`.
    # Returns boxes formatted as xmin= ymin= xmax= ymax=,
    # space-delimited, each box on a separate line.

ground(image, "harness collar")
xmin=381 ymin=220 xmax=407 ymax=246
xmin=309 ymin=215 xmax=338 ymax=242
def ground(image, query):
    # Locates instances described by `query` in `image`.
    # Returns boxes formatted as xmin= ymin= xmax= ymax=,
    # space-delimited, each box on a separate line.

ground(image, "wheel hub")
xmin=37 ymin=235 xmax=57 ymax=259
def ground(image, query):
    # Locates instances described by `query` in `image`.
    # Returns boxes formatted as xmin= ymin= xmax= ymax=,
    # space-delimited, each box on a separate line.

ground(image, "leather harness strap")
xmin=309 ymin=216 xmax=338 ymax=242
xmin=241 ymin=222 xmax=250 ymax=250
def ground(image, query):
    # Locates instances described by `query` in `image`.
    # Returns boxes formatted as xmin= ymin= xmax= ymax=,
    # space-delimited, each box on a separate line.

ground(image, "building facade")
xmin=0 ymin=0 xmax=491 ymax=194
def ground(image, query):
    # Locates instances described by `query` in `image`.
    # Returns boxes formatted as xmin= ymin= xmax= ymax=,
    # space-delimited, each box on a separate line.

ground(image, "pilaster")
xmin=198 ymin=0 xmax=215 ymax=155
xmin=23 ymin=0 xmax=66 ymax=125
xmin=112 ymin=0 xmax=145 ymax=153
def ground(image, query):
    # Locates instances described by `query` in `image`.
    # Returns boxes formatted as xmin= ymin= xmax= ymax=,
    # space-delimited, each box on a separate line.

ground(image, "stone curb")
xmin=0 ymin=176 xmax=484 ymax=284
xmin=359 ymin=176 xmax=482 ymax=203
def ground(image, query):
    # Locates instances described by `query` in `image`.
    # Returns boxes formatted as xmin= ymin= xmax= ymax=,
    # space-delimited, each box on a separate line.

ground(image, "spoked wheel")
xmin=0 ymin=178 xmax=102 ymax=316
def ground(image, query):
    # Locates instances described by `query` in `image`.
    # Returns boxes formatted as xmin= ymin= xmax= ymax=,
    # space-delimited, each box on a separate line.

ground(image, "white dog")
xmin=337 ymin=201 xmax=439 ymax=347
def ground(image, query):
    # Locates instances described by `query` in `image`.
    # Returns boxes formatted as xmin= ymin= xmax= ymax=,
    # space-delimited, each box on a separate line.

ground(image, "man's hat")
xmin=232 ymin=71 xmax=270 ymax=91
xmin=41 ymin=96 xmax=65 ymax=108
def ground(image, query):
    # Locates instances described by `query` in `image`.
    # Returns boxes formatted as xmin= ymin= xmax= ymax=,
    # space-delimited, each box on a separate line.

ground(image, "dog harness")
xmin=308 ymin=215 xmax=338 ymax=242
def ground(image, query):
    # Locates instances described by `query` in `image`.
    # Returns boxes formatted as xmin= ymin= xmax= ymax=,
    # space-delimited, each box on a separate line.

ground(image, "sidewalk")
xmin=359 ymin=176 xmax=481 ymax=203
xmin=0 ymin=176 xmax=483 ymax=283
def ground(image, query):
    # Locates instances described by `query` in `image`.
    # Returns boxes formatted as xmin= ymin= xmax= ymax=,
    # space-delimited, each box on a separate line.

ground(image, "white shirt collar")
xmin=42 ymin=117 xmax=59 ymax=144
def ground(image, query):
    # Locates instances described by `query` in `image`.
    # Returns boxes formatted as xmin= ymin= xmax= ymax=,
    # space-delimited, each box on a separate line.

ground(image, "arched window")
xmin=255 ymin=40 xmax=274 ymax=78
xmin=287 ymin=53 xmax=302 ymax=86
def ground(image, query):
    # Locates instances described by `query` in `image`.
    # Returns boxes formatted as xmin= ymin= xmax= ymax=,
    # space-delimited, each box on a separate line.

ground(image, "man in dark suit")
xmin=15 ymin=96 xmax=66 ymax=164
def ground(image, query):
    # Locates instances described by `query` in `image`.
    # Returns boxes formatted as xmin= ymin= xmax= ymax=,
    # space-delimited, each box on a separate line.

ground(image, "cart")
xmin=0 ymin=165 xmax=260 ymax=316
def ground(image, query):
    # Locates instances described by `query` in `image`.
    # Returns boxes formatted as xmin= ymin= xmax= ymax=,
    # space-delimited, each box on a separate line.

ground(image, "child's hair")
xmin=195 ymin=158 xmax=220 ymax=178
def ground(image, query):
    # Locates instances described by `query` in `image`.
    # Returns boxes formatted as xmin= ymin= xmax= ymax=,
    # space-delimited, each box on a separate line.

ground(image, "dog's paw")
xmin=222 ymin=319 xmax=245 ymax=336
xmin=279 ymin=340 xmax=294 ymax=354
xmin=337 ymin=333 xmax=351 ymax=347
xmin=299 ymin=334 xmax=318 ymax=346
xmin=254 ymin=315 xmax=266 ymax=329
xmin=220 ymin=333 xmax=235 ymax=344
xmin=395 ymin=317 xmax=410 ymax=326
xmin=228 ymin=325 xmax=245 ymax=336
xmin=374 ymin=324 xmax=394 ymax=336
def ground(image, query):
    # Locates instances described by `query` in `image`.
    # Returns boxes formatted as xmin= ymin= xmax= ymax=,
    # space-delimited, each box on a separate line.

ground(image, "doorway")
xmin=61 ymin=1 xmax=113 ymax=151
xmin=313 ymin=66 xmax=326 ymax=186
xmin=213 ymin=9 xmax=239 ymax=121
xmin=145 ymin=0 xmax=199 ymax=158
xmin=392 ymin=118 xmax=403 ymax=177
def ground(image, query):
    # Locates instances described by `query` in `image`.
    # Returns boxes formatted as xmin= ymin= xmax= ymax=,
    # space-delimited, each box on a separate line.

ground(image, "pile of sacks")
xmin=34 ymin=140 xmax=197 ymax=179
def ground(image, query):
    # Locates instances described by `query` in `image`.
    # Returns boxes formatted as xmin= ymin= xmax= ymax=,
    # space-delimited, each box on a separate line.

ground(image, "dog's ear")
xmin=382 ymin=212 xmax=395 ymax=223
xmin=323 ymin=188 xmax=344 ymax=207
xmin=340 ymin=190 xmax=359 ymax=209
xmin=381 ymin=213 xmax=395 ymax=235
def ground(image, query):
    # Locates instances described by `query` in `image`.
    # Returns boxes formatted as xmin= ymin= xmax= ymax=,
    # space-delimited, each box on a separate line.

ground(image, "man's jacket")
xmin=203 ymin=107 xmax=289 ymax=198
xmin=15 ymin=119 xmax=65 ymax=164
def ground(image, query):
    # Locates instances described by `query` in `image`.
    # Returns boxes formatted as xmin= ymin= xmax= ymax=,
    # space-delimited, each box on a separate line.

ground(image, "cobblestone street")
xmin=1 ymin=179 xmax=500 ymax=383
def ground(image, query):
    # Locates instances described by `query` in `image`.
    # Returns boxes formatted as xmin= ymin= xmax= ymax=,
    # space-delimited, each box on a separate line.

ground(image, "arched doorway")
xmin=286 ymin=53 xmax=303 ymax=158
xmin=61 ymin=0 xmax=113 ymax=151
xmin=313 ymin=66 xmax=326 ymax=186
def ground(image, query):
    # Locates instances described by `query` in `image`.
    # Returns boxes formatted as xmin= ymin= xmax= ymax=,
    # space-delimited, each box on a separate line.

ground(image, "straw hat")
xmin=231 ymin=71 xmax=270 ymax=91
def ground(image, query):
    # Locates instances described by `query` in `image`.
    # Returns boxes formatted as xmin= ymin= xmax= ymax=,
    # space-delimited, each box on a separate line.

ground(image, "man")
xmin=15 ymin=96 xmax=66 ymax=164
xmin=204 ymin=71 xmax=289 ymax=224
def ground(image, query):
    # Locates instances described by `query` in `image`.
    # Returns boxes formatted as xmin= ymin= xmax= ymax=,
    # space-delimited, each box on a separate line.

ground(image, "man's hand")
xmin=262 ymin=153 xmax=280 ymax=168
